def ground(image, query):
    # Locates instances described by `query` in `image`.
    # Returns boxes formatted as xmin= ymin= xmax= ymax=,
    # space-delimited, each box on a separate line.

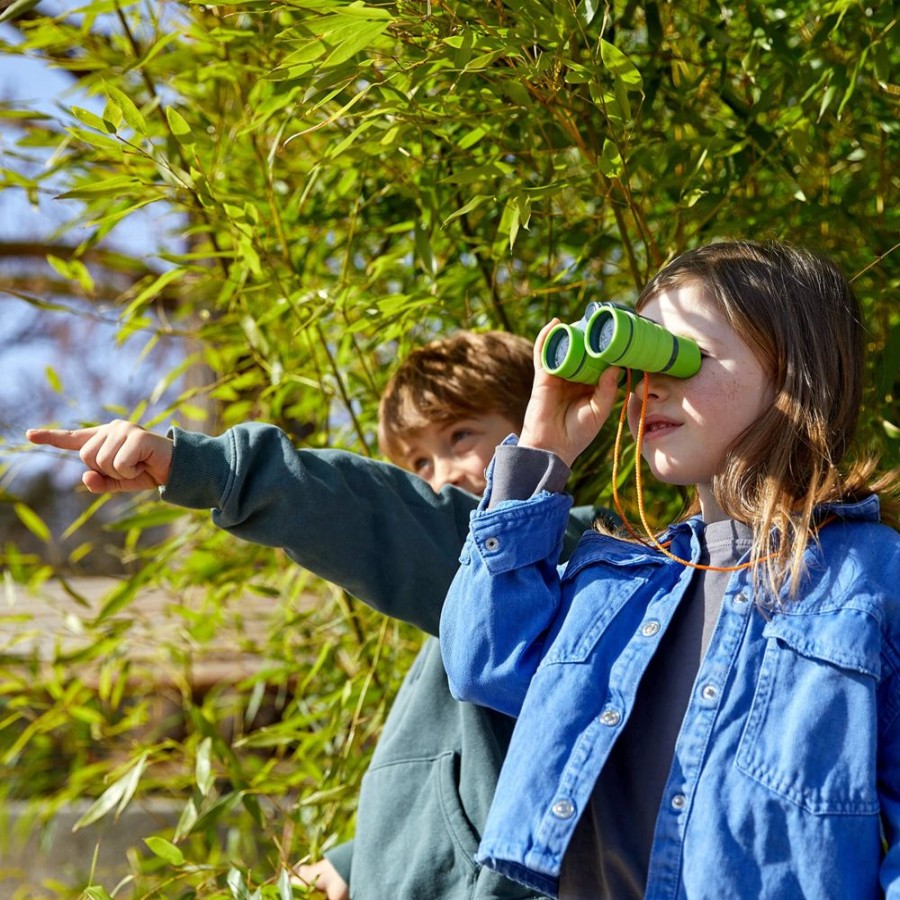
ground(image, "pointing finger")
xmin=26 ymin=427 xmax=100 ymax=451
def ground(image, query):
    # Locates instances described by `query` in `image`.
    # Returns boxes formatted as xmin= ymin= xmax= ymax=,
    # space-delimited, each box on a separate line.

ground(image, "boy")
xmin=27 ymin=331 xmax=608 ymax=900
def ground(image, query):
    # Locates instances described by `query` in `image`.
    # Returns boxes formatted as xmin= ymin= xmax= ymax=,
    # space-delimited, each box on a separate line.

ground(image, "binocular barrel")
xmin=541 ymin=302 xmax=701 ymax=385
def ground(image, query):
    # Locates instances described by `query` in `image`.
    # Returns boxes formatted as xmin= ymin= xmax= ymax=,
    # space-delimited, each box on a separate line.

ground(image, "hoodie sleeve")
xmin=161 ymin=422 xmax=476 ymax=636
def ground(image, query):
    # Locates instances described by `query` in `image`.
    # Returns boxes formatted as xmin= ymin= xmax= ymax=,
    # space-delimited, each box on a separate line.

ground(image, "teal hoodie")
xmin=162 ymin=422 xmax=601 ymax=900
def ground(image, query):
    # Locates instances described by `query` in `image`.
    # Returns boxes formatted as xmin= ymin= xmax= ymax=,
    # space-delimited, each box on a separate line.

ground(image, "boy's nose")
xmin=433 ymin=457 xmax=464 ymax=491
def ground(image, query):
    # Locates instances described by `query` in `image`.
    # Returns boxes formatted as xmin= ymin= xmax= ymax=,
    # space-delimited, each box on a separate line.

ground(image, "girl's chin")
xmin=641 ymin=457 xmax=693 ymax=486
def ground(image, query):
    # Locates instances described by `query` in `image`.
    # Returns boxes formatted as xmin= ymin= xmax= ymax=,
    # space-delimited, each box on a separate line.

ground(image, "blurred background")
xmin=0 ymin=1 xmax=896 ymax=896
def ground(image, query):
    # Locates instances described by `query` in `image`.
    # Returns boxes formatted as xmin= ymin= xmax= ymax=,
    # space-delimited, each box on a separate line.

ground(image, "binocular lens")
xmin=589 ymin=313 xmax=617 ymax=355
xmin=541 ymin=322 xmax=608 ymax=384
xmin=545 ymin=329 xmax=570 ymax=370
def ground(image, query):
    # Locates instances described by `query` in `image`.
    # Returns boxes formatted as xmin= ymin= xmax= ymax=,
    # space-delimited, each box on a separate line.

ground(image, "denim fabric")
xmin=440 ymin=480 xmax=900 ymax=900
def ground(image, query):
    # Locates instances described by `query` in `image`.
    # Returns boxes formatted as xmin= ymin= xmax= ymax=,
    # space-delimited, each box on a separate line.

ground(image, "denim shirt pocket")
xmin=737 ymin=606 xmax=882 ymax=816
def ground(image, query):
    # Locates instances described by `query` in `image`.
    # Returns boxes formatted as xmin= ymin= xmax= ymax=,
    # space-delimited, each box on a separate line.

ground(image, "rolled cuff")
xmin=488 ymin=443 xmax=571 ymax=508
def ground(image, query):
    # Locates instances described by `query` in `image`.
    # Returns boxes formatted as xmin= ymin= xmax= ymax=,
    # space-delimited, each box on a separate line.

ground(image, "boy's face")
xmin=396 ymin=413 xmax=519 ymax=496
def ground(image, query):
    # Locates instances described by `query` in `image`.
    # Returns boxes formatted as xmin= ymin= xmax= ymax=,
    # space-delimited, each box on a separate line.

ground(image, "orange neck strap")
xmin=610 ymin=373 xmax=766 ymax=573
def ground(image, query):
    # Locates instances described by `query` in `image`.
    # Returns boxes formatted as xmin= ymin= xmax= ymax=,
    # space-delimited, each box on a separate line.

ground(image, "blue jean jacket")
xmin=440 ymin=479 xmax=900 ymax=899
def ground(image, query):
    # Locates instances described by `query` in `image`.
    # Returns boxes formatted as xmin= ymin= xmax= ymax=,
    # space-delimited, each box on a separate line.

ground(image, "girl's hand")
xmin=518 ymin=320 xmax=621 ymax=468
xmin=26 ymin=420 xmax=174 ymax=493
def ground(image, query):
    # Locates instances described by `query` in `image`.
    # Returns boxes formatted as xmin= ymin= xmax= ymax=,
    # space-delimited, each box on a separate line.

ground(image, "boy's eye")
xmin=451 ymin=429 xmax=474 ymax=445
xmin=412 ymin=457 xmax=432 ymax=474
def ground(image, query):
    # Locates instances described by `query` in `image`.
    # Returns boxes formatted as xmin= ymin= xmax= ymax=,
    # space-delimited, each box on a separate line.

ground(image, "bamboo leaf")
xmin=599 ymin=40 xmax=643 ymax=88
xmin=442 ymin=193 xmax=488 ymax=227
xmin=44 ymin=366 xmax=63 ymax=393
xmin=278 ymin=868 xmax=294 ymax=900
xmin=0 ymin=0 xmax=41 ymax=24
xmin=196 ymin=736 xmax=215 ymax=797
xmin=101 ymin=82 xmax=148 ymax=134
xmin=73 ymin=753 xmax=148 ymax=831
xmin=71 ymin=106 xmax=115 ymax=134
xmin=57 ymin=176 xmax=142 ymax=199
xmin=321 ymin=20 xmax=388 ymax=68
xmin=599 ymin=138 xmax=623 ymax=178
xmin=144 ymin=836 xmax=185 ymax=866
xmin=166 ymin=106 xmax=194 ymax=142
xmin=13 ymin=504 xmax=51 ymax=543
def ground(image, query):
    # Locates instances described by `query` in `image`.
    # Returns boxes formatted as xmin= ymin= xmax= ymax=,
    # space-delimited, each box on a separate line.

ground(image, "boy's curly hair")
xmin=378 ymin=331 xmax=533 ymax=465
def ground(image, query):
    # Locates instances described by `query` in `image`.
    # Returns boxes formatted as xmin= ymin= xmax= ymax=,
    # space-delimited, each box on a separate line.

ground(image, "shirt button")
xmin=484 ymin=536 xmax=500 ymax=551
xmin=671 ymin=794 xmax=686 ymax=810
xmin=734 ymin=591 xmax=749 ymax=604
xmin=701 ymin=684 xmax=718 ymax=701
xmin=599 ymin=708 xmax=622 ymax=727
xmin=640 ymin=620 xmax=660 ymax=637
xmin=551 ymin=799 xmax=576 ymax=819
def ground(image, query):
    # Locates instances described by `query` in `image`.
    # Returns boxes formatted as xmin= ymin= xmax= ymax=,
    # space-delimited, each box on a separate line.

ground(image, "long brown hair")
xmin=635 ymin=240 xmax=898 ymax=601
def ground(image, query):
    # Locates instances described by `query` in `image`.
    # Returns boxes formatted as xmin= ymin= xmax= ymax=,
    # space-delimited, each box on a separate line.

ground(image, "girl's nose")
xmin=631 ymin=370 xmax=655 ymax=397
xmin=632 ymin=369 xmax=674 ymax=399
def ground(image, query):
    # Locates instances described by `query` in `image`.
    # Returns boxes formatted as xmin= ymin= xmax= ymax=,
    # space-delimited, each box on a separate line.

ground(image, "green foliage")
xmin=0 ymin=0 xmax=897 ymax=894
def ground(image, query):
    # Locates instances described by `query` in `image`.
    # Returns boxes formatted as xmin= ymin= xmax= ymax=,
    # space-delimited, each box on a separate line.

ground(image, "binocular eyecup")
xmin=541 ymin=302 xmax=701 ymax=385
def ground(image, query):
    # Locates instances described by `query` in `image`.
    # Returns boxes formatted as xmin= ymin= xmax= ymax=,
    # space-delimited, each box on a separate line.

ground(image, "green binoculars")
xmin=541 ymin=301 xmax=701 ymax=385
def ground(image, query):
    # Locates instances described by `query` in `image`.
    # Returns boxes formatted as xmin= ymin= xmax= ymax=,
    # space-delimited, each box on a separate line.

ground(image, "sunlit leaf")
xmin=196 ymin=736 xmax=215 ymax=797
xmin=321 ymin=20 xmax=389 ymax=68
xmin=0 ymin=0 xmax=41 ymax=24
xmin=13 ymin=504 xmax=51 ymax=543
xmin=71 ymin=106 xmax=115 ymax=134
xmin=599 ymin=40 xmax=643 ymax=88
xmin=144 ymin=836 xmax=185 ymax=866
xmin=73 ymin=753 xmax=148 ymax=830
xmin=166 ymin=106 xmax=193 ymax=142
xmin=101 ymin=82 xmax=148 ymax=134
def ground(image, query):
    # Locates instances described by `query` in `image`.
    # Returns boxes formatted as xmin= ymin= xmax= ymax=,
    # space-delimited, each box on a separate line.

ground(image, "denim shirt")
xmin=440 ymin=468 xmax=900 ymax=899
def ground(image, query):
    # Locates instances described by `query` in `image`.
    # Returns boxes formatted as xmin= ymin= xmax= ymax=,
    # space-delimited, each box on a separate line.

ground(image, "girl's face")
xmin=628 ymin=282 xmax=774 ymax=522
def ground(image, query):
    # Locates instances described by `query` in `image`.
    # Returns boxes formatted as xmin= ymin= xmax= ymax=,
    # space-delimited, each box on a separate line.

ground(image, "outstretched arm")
xmin=161 ymin=423 xmax=477 ymax=635
xmin=27 ymin=421 xmax=173 ymax=493
xmin=27 ymin=419 xmax=477 ymax=635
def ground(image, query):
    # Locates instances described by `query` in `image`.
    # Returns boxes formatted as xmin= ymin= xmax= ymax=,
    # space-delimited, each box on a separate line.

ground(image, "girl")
xmin=439 ymin=241 xmax=900 ymax=899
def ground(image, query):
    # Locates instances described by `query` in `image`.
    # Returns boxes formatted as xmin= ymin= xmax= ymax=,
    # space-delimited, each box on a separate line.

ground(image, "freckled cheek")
xmin=718 ymin=381 xmax=754 ymax=425
xmin=685 ymin=376 xmax=744 ymax=424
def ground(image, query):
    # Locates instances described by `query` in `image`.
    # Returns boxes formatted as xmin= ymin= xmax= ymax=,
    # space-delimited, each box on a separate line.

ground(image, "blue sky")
xmin=0 ymin=21 xmax=186 ymax=484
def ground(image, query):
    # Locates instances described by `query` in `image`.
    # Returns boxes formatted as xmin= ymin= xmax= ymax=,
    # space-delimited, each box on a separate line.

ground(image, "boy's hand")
xmin=26 ymin=420 xmax=174 ymax=493
xmin=292 ymin=859 xmax=349 ymax=900
xmin=519 ymin=320 xmax=621 ymax=468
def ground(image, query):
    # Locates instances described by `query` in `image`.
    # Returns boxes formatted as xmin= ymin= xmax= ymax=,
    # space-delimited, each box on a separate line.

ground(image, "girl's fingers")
xmin=532 ymin=319 xmax=560 ymax=372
